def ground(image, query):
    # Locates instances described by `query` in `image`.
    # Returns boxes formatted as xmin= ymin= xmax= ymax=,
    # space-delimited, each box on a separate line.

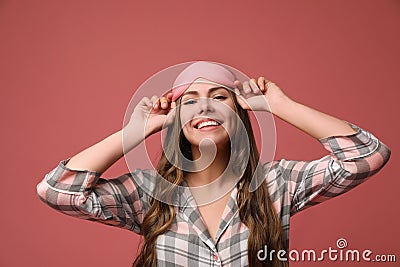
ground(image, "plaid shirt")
xmin=36 ymin=121 xmax=391 ymax=266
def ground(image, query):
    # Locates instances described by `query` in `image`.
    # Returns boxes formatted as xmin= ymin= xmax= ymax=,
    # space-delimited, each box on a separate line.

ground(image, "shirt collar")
xmin=177 ymin=179 xmax=240 ymax=247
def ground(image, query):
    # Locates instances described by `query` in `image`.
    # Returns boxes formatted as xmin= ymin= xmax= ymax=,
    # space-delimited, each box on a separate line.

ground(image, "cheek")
xmin=182 ymin=123 xmax=191 ymax=137
xmin=181 ymin=116 xmax=190 ymax=133
xmin=179 ymin=111 xmax=193 ymax=140
xmin=179 ymin=106 xmax=194 ymax=126
xmin=217 ymin=100 xmax=236 ymax=120
xmin=221 ymin=106 xmax=239 ymax=136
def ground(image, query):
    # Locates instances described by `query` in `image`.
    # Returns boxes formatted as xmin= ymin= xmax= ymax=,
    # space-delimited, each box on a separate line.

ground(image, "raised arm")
xmin=269 ymin=93 xmax=357 ymax=139
xmin=235 ymin=77 xmax=391 ymax=216
xmin=235 ymin=77 xmax=357 ymax=139
xmin=64 ymin=93 xmax=176 ymax=173
xmin=36 ymin=93 xmax=176 ymax=233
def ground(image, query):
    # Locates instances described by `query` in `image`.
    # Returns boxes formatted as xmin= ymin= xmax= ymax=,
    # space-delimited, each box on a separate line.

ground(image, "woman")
xmin=36 ymin=61 xmax=391 ymax=266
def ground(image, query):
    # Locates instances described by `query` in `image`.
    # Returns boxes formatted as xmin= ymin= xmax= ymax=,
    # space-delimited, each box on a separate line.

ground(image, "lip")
xmin=192 ymin=117 xmax=223 ymax=129
xmin=197 ymin=124 xmax=221 ymax=132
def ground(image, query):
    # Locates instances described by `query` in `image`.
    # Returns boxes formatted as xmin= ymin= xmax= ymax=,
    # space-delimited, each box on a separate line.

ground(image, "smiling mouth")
xmin=194 ymin=119 xmax=222 ymax=129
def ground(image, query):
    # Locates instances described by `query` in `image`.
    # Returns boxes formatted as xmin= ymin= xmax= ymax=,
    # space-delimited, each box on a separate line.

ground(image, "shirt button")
xmin=213 ymin=254 xmax=219 ymax=261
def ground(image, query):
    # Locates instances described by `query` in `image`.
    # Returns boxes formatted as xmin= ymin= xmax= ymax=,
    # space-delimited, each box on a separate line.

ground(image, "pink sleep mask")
xmin=171 ymin=61 xmax=237 ymax=102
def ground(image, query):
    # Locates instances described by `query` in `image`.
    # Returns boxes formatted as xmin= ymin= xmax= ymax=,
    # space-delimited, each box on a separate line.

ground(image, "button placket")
xmin=213 ymin=253 xmax=221 ymax=264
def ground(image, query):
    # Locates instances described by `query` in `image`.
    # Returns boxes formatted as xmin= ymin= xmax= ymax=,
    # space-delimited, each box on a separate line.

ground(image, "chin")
xmin=187 ymin=133 xmax=230 ymax=148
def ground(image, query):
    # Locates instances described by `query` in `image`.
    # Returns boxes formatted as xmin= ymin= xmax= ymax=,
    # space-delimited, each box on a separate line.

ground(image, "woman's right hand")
xmin=126 ymin=92 xmax=177 ymax=137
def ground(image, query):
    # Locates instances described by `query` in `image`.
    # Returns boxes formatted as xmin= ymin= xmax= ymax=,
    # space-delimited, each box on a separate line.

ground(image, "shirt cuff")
xmin=45 ymin=157 xmax=103 ymax=193
xmin=317 ymin=121 xmax=380 ymax=161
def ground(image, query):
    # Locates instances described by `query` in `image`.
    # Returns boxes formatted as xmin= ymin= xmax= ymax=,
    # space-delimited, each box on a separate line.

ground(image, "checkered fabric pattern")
xmin=36 ymin=122 xmax=391 ymax=266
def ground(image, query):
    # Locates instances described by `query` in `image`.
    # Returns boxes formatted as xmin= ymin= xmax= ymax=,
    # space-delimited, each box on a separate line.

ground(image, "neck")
xmin=185 ymin=142 xmax=241 ymax=206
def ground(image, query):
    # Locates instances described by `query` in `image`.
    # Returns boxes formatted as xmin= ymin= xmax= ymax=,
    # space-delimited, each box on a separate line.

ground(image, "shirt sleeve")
xmin=266 ymin=121 xmax=391 ymax=216
xmin=36 ymin=158 xmax=154 ymax=234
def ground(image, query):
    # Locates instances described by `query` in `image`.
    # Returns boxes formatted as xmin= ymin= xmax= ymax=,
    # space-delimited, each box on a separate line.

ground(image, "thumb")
xmin=236 ymin=94 xmax=249 ymax=110
xmin=164 ymin=101 xmax=177 ymax=128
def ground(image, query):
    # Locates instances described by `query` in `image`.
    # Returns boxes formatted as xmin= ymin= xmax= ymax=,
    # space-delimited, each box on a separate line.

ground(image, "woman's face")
xmin=179 ymin=82 xmax=237 ymax=148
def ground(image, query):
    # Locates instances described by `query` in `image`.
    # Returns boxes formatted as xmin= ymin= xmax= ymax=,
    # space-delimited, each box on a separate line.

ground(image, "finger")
xmin=160 ymin=96 xmax=168 ymax=109
xmin=249 ymin=78 xmax=260 ymax=94
xmin=234 ymin=80 xmax=242 ymax=90
xmin=142 ymin=97 xmax=152 ymax=107
xmin=234 ymin=80 xmax=243 ymax=96
xmin=242 ymin=81 xmax=252 ymax=94
xmin=170 ymin=101 xmax=176 ymax=109
xmin=166 ymin=92 xmax=173 ymax=100
xmin=258 ymin=77 xmax=265 ymax=91
xmin=265 ymin=79 xmax=274 ymax=88
xmin=150 ymin=95 xmax=159 ymax=109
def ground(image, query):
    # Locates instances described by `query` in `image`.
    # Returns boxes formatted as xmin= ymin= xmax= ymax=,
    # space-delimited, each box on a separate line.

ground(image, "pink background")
xmin=1 ymin=1 xmax=398 ymax=266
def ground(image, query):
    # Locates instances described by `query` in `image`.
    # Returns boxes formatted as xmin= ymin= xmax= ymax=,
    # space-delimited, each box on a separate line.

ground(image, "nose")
xmin=197 ymin=97 xmax=214 ymax=115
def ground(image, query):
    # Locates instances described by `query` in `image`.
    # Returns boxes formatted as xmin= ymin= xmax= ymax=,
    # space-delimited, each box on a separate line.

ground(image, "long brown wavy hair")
xmin=133 ymin=89 xmax=288 ymax=266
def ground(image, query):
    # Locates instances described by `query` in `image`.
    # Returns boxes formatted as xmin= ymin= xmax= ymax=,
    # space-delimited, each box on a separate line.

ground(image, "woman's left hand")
xmin=234 ymin=77 xmax=288 ymax=113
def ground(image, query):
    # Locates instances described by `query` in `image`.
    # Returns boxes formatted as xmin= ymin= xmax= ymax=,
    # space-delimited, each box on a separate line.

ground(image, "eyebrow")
xmin=181 ymin=86 xmax=229 ymax=98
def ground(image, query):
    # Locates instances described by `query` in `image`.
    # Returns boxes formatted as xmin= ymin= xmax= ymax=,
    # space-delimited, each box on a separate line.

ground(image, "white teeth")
xmin=197 ymin=120 xmax=219 ymax=129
